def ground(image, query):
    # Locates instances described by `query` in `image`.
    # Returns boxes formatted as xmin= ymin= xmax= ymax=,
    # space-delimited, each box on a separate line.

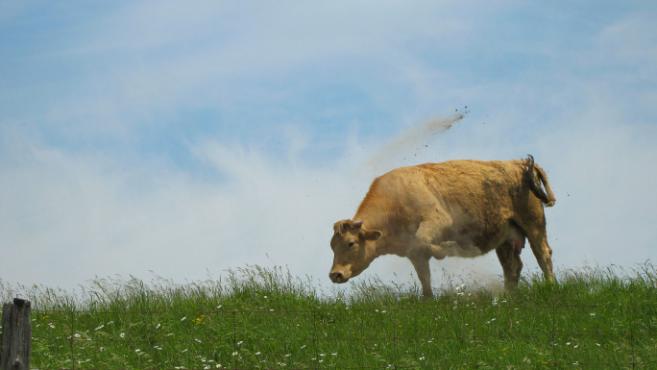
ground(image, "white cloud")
xmin=3 ymin=90 xmax=657 ymax=292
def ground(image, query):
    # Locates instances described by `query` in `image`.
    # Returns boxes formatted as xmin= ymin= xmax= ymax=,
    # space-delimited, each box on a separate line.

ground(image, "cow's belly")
xmin=437 ymin=240 xmax=484 ymax=258
xmin=433 ymin=223 xmax=514 ymax=258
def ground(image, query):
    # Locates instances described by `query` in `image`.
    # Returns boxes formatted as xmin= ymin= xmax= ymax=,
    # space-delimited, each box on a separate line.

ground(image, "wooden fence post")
xmin=0 ymin=299 xmax=31 ymax=370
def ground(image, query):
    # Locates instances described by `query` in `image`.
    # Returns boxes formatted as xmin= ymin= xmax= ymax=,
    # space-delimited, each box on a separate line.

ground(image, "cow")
xmin=329 ymin=155 xmax=556 ymax=297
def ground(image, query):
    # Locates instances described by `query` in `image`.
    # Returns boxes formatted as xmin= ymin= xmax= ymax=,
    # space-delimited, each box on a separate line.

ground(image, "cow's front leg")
xmin=409 ymin=254 xmax=433 ymax=298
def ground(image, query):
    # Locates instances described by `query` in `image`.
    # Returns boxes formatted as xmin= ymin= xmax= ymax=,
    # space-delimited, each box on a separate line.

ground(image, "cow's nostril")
xmin=329 ymin=272 xmax=344 ymax=282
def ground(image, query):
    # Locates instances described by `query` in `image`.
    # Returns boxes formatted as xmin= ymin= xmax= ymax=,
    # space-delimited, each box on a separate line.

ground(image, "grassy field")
xmin=2 ymin=265 xmax=657 ymax=369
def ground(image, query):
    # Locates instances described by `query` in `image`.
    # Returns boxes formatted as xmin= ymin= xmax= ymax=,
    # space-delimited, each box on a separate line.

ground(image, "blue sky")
xmin=1 ymin=1 xmax=657 ymax=290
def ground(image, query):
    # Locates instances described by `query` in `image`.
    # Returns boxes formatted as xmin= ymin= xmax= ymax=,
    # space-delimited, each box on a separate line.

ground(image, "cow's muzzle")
xmin=329 ymin=271 xmax=348 ymax=283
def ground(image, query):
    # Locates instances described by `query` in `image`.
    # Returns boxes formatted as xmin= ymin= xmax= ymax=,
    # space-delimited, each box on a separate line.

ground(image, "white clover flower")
xmin=119 ymin=332 xmax=126 ymax=339
xmin=180 ymin=316 xmax=187 ymax=322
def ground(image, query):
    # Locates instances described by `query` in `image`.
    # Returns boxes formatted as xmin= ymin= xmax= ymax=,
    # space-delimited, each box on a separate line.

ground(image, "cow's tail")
xmin=525 ymin=155 xmax=556 ymax=207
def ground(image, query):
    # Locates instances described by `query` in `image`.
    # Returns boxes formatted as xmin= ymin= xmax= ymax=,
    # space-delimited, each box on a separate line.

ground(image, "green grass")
xmin=2 ymin=264 xmax=657 ymax=369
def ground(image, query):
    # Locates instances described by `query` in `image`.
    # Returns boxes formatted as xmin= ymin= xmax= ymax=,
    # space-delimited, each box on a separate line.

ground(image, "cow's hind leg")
xmin=496 ymin=240 xmax=524 ymax=290
xmin=525 ymin=224 xmax=555 ymax=283
xmin=409 ymin=253 xmax=433 ymax=298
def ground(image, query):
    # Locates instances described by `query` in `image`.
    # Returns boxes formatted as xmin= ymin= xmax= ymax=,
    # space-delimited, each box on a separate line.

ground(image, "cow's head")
xmin=329 ymin=219 xmax=382 ymax=284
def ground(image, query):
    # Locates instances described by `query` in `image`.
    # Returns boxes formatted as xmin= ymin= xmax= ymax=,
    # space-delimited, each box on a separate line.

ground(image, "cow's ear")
xmin=333 ymin=221 xmax=346 ymax=234
xmin=362 ymin=230 xmax=382 ymax=241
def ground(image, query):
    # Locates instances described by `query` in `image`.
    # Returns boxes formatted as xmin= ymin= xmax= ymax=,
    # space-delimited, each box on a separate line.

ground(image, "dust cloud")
xmin=365 ymin=112 xmax=465 ymax=174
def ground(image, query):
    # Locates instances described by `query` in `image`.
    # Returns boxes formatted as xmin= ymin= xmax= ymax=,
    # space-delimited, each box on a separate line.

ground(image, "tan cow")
xmin=329 ymin=155 xmax=556 ymax=297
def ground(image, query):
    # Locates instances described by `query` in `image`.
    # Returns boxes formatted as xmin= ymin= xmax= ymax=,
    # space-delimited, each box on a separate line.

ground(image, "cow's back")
xmin=355 ymin=160 xmax=527 ymax=252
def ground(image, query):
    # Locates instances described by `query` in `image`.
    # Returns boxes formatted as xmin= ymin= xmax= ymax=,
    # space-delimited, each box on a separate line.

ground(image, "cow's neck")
xmin=353 ymin=209 xmax=392 ymax=259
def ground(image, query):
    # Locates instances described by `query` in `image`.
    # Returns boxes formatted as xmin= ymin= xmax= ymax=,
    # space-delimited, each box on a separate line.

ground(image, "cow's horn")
xmin=352 ymin=220 xmax=363 ymax=228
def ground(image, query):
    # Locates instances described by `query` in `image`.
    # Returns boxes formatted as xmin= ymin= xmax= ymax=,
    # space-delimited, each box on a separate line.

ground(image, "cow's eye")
xmin=348 ymin=242 xmax=356 ymax=248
